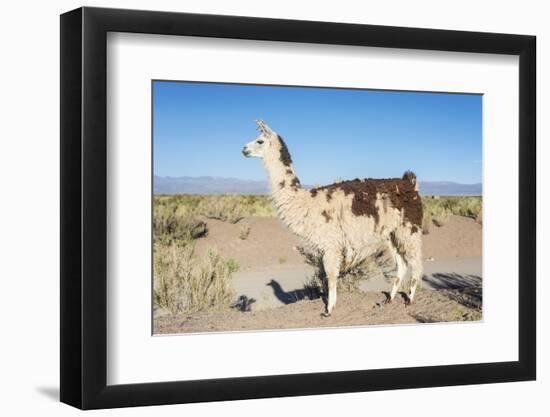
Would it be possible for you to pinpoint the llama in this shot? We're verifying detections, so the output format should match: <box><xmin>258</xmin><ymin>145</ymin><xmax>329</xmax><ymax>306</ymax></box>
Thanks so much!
<box><xmin>242</xmin><ymin>120</ymin><xmax>423</xmax><ymax>316</ymax></box>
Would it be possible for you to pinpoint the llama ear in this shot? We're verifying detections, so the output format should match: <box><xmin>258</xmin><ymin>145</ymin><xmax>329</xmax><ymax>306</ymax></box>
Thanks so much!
<box><xmin>255</xmin><ymin>119</ymin><xmax>274</xmax><ymax>136</ymax></box>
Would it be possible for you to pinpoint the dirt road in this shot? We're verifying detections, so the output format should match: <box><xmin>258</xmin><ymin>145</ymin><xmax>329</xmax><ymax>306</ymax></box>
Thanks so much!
<box><xmin>230</xmin><ymin>256</ymin><xmax>481</xmax><ymax>311</ymax></box>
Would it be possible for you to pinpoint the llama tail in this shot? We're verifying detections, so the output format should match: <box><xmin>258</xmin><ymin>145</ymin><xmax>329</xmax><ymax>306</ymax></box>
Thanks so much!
<box><xmin>402</xmin><ymin>170</ymin><xmax>418</xmax><ymax>191</ymax></box>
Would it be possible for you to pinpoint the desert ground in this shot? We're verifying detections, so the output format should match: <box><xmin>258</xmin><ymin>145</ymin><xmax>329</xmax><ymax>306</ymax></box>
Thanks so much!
<box><xmin>153</xmin><ymin>196</ymin><xmax>482</xmax><ymax>334</ymax></box>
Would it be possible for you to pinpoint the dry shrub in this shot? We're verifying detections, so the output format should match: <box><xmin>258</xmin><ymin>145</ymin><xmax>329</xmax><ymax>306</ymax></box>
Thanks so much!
<box><xmin>422</xmin><ymin>200</ymin><xmax>450</xmax><ymax>233</ymax></box>
<box><xmin>475</xmin><ymin>207</ymin><xmax>483</xmax><ymax>225</ymax></box>
<box><xmin>422</xmin><ymin>196</ymin><xmax>482</xmax><ymax>234</ymax></box>
<box><xmin>197</xmin><ymin>194</ymin><xmax>245</xmax><ymax>224</ymax></box>
<box><xmin>302</xmin><ymin>269</ymin><xmax>364</xmax><ymax>296</ymax></box>
<box><xmin>445</xmin><ymin>197</ymin><xmax>483</xmax><ymax>219</ymax></box>
<box><xmin>154</xmin><ymin>194</ymin><xmax>277</xmax><ymax>219</ymax></box>
<box><xmin>236</xmin><ymin>195</ymin><xmax>277</xmax><ymax>217</ymax></box>
<box><xmin>302</xmin><ymin>275</ymin><xmax>323</xmax><ymax>300</ymax></box>
<box><xmin>296</xmin><ymin>244</ymin><xmax>320</xmax><ymax>268</ymax></box>
<box><xmin>153</xmin><ymin>204</ymin><xmax>207</xmax><ymax>244</ymax></box>
<box><xmin>153</xmin><ymin>243</ymin><xmax>236</xmax><ymax>314</ymax></box>
<box><xmin>298</xmin><ymin>244</ymin><xmax>389</xmax><ymax>294</ymax></box>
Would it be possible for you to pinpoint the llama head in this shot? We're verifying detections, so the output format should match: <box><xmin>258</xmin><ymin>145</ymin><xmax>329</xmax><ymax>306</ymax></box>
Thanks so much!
<box><xmin>242</xmin><ymin>120</ymin><xmax>288</xmax><ymax>163</ymax></box>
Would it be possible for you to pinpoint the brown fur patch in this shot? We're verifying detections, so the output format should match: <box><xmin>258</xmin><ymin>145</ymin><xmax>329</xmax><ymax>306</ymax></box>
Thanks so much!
<box><xmin>310</xmin><ymin>189</ymin><xmax>318</xmax><ymax>197</ymax></box>
<box><xmin>285</xmin><ymin>169</ymin><xmax>293</xmax><ymax>175</ymax></box>
<box><xmin>279</xmin><ymin>180</ymin><xmax>285</xmax><ymax>189</ymax></box>
<box><xmin>278</xmin><ymin>135</ymin><xmax>292</xmax><ymax>167</ymax></box>
<box><xmin>321</xmin><ymin>210</ymin><xmax>332</xmax><ymax>222</ymax></box>
<box><xmin>310</xmin><ymin>173</ymin><xmax>423</xmax><ymax>228</ymax></box>
<box><xmin>290</xmin><ymin>177</ymin><xmax>301</xmax><ymax>190</ymax></box>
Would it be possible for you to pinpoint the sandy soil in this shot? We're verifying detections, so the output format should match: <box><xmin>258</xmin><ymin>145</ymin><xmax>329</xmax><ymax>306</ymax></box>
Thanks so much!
<box><xmin>156</xmin><ymin>214</ymin><xmax>482</xmax><ymax>334</ymax></box>
<box><xmin>423</xmin><ymin>215</ymin><xmax>482</xmax><ymax>259</ymax></box>
<box><xmin>195</xmin><ymin>215</ymin><xmax>482</xmax><ymax>267</ymax></box>
<box><xmin>195</xmin><ymin>216</ymin><xmax>306</xmax><ymax>269</ymax></box>
<box><xmin>154</xmin><ymin>288</ymin><xmax>482</xmax><ymax>334</ymax></box>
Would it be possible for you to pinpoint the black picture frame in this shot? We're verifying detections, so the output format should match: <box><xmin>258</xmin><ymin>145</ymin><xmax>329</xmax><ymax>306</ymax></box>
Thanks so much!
<box><xmin>60</xmin><ymin>6</ymin><xmax>536</xmax><ymax>410</ymax></box>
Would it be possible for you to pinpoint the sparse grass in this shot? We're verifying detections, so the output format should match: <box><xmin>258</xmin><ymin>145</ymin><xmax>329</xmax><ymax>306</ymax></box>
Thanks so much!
<box><xmin>475</xmin><ymin>207</ymin><xmax>483</xmax><ymax>225</ymax></box>
<box><xmin>226</xmin><ymin>258</ymin><xmax>240</xmax><ymax>273</ymax></box>
<box><xmin>154</xmin><ymin>194</ymin><xmax>277</xmax><ymax>222</ymax></box>
<box><xmin>422</xmin><ymin>196</ymin><xmax>482</xmax><ymax>234</ymax></box>
<box><xmin>196</xmin><ymin>194</ymin><xmax>246</xmax><ymax>223</ymax></box>
<box><xmin>153</xmin><ymin>204</ymin><xmax>207</xmax><ymax>245</ymax></box>
<box><xmin>153</xmin><ymin>243</ymin><xmax>236</xmax><ymax>314</ymax></box>
<box><xmin>449</xmin><ymin>305</ymin><xmax>483</xmax><ymax>322</ymax></box>
<box><xmin>462</xmin><ymin>309</ymin><xmax>483</xmax><ymax>321</ymax></box>
<box><xmin>153</xmin><ymin>195</ymin><xmax>253</xmax><ymax>314</ymax></box>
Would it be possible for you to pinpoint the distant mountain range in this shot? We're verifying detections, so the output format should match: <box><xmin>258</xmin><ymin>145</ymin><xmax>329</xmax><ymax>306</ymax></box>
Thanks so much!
<box><xmin>419</xmin><ymin>181</ymin><xmax>482</xmax><ymax>196</ymax></box>
<box><xmin>154</xmin><ymin>176</ymin><xmax>481</xmax><ymax>196</ymax></box>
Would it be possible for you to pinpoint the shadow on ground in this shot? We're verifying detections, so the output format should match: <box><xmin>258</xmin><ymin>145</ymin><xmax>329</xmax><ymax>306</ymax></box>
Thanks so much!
<box><xmin>424</xmin><ymin>272</ymin><xmax>481</xmax><ymax>289</ymax></box>
<box><xmin>233</xmin><ymin>295</ymin><xmax>256</xmax><ymax>312</ymax></box>
<box><xmin>35</xmin><ymin>386</ymin><xmax>59</xmax><ymax>401</ymax></box>
<box><xmin>424</xmin><ymin>272</ymin><xmax>482</xmax><ymax>310</ymax></box>
<box><xmin>266</xmin><ymin>279</ymin><xmax>321</xmax><ymax>304</ymax></box>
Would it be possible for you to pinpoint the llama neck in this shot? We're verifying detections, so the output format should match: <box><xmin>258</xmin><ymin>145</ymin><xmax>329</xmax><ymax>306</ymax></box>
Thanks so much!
<box><xmin>263</xmin><ymin>157</ymin><xmax>299</xmax><ymax>193</ymax></box>
<box><xmin>262</xmin><ymin>157</ymin><xmax>311</xmax><ymax>238</ymax></box>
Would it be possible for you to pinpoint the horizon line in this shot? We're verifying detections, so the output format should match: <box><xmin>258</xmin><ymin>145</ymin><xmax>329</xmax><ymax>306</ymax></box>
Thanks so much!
<box><xmin>153</xmin><ymin>174</ymin><xmax>482</xmax><ymax>186</ymax></box>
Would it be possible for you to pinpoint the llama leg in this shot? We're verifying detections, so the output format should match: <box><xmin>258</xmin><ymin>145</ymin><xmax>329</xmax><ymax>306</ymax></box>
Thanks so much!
<box><xmin>402</xmin><ymin>233</ymin><xmax>423</xmax><ymax>304</ymax></box>
<box><xmin>388</xmin><ymin>252</ymin><xmax>407</xmax><ymax>303</ymax></box>
<box><xmin>392</xmin><ymin>229</ymin><xmax>422</xmax><ymax>304</ymax></box>
<box><xmin>407</xmin><ymin>255</ymin><xmax>423</xmax><ymax>304</ymax></box>
<box><xmin>322</xmin><ymin>251</ymin><xmax>341</xmax><ymax>316</ymax></box>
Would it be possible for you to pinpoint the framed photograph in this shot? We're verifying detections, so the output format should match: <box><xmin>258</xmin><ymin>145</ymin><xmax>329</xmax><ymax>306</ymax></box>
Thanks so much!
<box><xmin>60</xmin><ymin>6</ymin><xmax>536</xmax><ymax>409</ymax></box>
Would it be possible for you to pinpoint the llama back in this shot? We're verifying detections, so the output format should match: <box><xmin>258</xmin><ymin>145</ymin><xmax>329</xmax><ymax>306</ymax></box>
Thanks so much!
<box><xmin>310</xmin><ymin>172</ymin><xmax>422</xmax><ymax>233</ymax></box>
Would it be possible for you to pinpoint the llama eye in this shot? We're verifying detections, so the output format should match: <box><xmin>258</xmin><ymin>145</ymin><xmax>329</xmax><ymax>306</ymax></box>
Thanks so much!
<box><xmin>257</xmin><ymin>140</ymin><xmax>264</xmax><ymax>144</ymax></box>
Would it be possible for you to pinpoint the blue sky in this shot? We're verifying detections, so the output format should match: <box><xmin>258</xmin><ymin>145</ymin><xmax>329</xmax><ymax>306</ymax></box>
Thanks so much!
<box><xmin>153</xmin><ymin>81</ymin><xmax>482</xmax><ymax>185</ymax></box>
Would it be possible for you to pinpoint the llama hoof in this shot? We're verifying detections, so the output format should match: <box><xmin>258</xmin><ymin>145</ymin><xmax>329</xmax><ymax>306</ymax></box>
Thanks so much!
<box><xmin>321</xmin><ymin>312</ymin><xmax>331</xmax><ymax>318</ymax></box>
<box><xmin>405</xmin><ymin>298</ymin><xmax>412</xmax><ymax>306</ymax></box>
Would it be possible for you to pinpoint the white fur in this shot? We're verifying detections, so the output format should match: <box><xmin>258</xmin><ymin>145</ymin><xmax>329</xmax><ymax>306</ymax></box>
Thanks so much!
<box><xmin>243</xmin><ymin>120</ymin><xmax>423</xmax><ymax>314</ymax></box>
